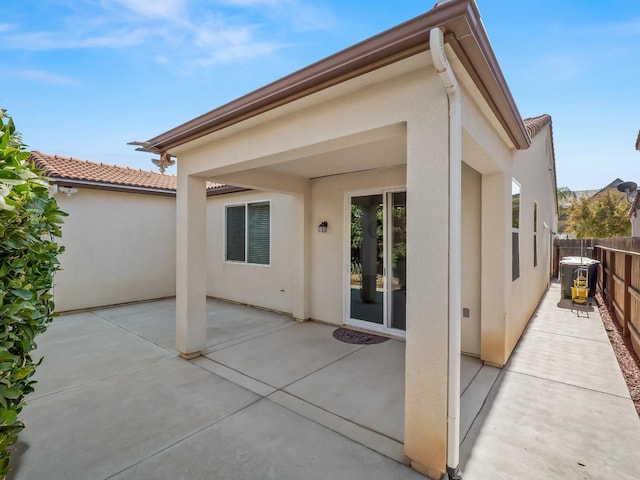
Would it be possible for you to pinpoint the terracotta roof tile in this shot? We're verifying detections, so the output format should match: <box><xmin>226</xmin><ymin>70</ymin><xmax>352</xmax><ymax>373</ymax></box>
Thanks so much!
<box><xmin>30</xmin><ymin>151</ymin><xmax>226</xmax><ymax>193</ymax></box>
<box><xmin>523</xmin><ymin>114</ymin><xmax>551</xmax><ymax>139</ymax></box>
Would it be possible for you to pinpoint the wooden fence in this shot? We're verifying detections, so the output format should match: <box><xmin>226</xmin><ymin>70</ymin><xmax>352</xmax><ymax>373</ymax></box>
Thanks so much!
<box><xmin>590</xmin><ymin>238</ymin><xmax>640</xmax><ymax>359</ymax></box>
<box><xmin>552</xmin><ymin>239</ymin><xmax>597</xmax><ymax>277</ymax></box>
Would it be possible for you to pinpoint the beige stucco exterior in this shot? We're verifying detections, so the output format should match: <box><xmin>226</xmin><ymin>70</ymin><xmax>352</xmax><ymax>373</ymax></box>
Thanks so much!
<box><xmin>52</xmin><ymin>188</ymin><xmax>177</xmax><ymax>312</ymax></box>
<box><xmin>206</xmin><ymin>190</ymin><xmax>298</xmax><ymax>313</ymax></box>
<box><xmin>52</xmin><ymin>51</ymin><xmax>556</xmax><ymax>478</ymax></box>
<box><xmin>126</xmin><ymin>4</ymin><xmax>558</xmax><ymax>476</ymax></box>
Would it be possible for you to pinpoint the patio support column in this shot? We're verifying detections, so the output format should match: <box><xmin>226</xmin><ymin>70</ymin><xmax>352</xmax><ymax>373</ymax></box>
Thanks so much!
<box><xmin>481</xmin><ymin>171</ymin><xmax>508</xmax><ymax>366</ymax></box>
<box><xmin>176</xmin><ymin>172</ymin><xmax>207</xmax><ymax>358</ymax></box>
<box><xmin>404</xmin><ymin>103</ymin><xmax>450</xmax><ymax>479</ymax></box>
<box><xmin>291</xmin><ymin>188</ymin><xmax>311</xmax><ymax>321</ymax></box>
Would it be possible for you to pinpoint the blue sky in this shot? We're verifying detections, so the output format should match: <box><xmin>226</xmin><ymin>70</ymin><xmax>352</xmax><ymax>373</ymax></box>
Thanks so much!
<box><xmin>1</xmin><ymin>0</ymin><xmax>638</xmax><ymax>190</ymax></box>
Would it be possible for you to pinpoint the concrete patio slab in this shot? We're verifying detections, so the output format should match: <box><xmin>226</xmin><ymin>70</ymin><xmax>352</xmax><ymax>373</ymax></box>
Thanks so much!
<box><xmin>109</xmin><ymin>399</ymin><xmax>424</xmax><ymax>480</ymax></box>
<box><xmin>205</xmin><ymin>322</ymin><xmax>363</xmax><ymax>388</ymax></box>
<box><xmin>92</xmin><ymin>301</ymin><xmax>178</xmax><ymax>351</ymax></box>
<box><xmin>461</xmin><ymin>370</ymin><xmax>639</xmax><ymax>479</ymax></box>
<box><xmin>527</xmin><ymin>300</ymin><xmax>604</xmax><ymax>342</ymax></box>
<box><xmin>507</xmin><ymin>326</ymin><xmax>630</xmax><ymax>398</ymax></box>
<box><xmin>191</xmin><ymin>355</ymin><xmax>277</xmax><ymax>397</ymax></box>
<box><xmin>459</xmin><ymin>365</ymin><xmax>500</xmax><ymax>442</ymax></box>
<box><xmin>284</xmin><ymin>339</ymin><xmax>405</xmax><ymax>442</ymax></box>
<box><xmin>96</xmin><ymin>297</ymin><xmax>295</xmax><ymax>352</ymax></box>
<box><xmin>11</xmin><ymin>357</ymin><xmax>260</xmax><ymax>480</ymax></box>
<box><xmin>268</xmin><ymin>390</ymin><xmax>408</xmax><ymax>465</ymax></box>
<box><xmin>30</xmin><ymin>311</ymin><xmax>174</xmax><ymax>397</ymax></box>
<box><xmin>13</xmin><ymin>280</ymin><xmax>640</xmax><ymax>480</ymax></box>
<box><xmin>460</xmin><ymin>282</ymin><xmax>640</xmax><ymax>479</ymax></box>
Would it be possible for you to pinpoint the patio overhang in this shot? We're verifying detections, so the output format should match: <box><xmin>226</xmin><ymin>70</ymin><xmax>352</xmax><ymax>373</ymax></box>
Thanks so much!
<box><xmin>135</xmin><ymin>0</ymin><xmax>529</xmax><ymax>157</ymax></box>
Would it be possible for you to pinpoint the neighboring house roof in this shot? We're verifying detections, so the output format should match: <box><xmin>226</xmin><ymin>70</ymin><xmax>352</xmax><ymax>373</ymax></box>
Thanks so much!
<box><xmin>136</xmin><ymin>0</ymin><xmax>531</xmax><ymax>156</ymax></box>
<box><xmin>523</xmin><ymin>114</ymin><xmax>558</xmax><ymax>219</ymax></box>
<box><xmin>30</xmin><ymin>151</ymin><xmax>239</xmax><ymax>196</ymax></box>
<box><xmin>523</xmin><ymin>114</ymin><xmax>551</xmax><ymax>139</ymax></box>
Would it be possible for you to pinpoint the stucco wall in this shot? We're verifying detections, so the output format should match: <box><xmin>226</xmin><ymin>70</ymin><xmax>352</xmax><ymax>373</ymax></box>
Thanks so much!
<box><xmin>309</xmin><ymin>166</ymin><xmax>407</xmax><ymax>325</ymax></box>
<box><xmin>206</xmin><ymin>190</ymin><xmax>297</xmax><ymax>313</ymax></box>
<box><xmin>53</xmin><ymin>188</ymin><xmax>176</xmax><ymax>312</ymax></box>
<box><xmin>507</xmin><ymin>126</ymin><xmax>557</xmax><ymax>355</ymax></box>
<box><xmin>461</xmin><ymin>162</ymin><xmax>481</xmax><ymax>355</ymax></box>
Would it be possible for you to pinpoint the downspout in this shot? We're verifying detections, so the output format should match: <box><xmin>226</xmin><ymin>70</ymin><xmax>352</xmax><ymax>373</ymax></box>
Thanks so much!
<box><xmin>430</xmin><ymin>27</ymin><xmax>462</xmax><ymax>480</ymax></box>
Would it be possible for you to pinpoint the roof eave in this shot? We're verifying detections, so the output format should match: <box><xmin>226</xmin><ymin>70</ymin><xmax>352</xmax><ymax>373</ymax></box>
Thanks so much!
<box><xmin>49</xmin><ymin>178</ymin><xmax>177</xmax><ymax>197</ymax></box>
<box><xmin>141</xmin><ymin>0</ymin><xmax>529</xmax><ymax>153</ymax></box>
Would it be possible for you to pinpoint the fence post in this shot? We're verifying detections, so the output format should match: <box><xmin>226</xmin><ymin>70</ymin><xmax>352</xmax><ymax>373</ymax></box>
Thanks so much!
<box><xmin>607</xmin><ymin>251</ymin><xmax>615</xmax><ymax>312</ymax></box>
<box><xmin>624</xmin><ymin>253</ymin><xmax>632</xmax><ymax>338</ymax></box>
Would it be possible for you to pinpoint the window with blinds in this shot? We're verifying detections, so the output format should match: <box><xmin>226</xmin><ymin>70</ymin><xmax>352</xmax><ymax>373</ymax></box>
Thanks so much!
<box><xmin>225</xmin><ymin>201</ymin><xmax>270</xmax><ymax>265</ymax></box>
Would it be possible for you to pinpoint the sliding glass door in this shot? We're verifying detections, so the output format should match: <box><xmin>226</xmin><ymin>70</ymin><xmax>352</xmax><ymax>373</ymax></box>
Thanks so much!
<box><xmin>348</xmin><ymin>191</ymin><xmax>406</xmax><ymax>333</ymax></box>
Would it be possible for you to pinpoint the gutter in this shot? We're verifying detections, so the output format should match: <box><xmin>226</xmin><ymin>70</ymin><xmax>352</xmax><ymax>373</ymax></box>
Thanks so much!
<box><xmin>430</xmin><ymin>27</ymin><xmax>463</xmax><ymax>480</ymax></box>
<box><xmin>137</xmin><ymin>0</ymin><xmax>529</xmax><ymax>155</ymax></box>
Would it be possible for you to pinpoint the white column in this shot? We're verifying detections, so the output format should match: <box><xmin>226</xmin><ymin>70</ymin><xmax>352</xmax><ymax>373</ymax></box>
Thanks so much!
<box><xmin>291</xmin><ymin>189</ymin><xmax>311</xmax><ymax>321</ymax></box>
<box><xmin>481</xmin><ymin>171</ymin><xmax>509</xmax><ymax>366</ymax></box>
<box><xmin>404</xmin><ymin>103</ymin><xmax>450</xmax><ymax>480</ymax></box>
<box><xmin>176</xmin><ymin>172</ymin><xmax>207</xmax><ymax>358</ymax></box>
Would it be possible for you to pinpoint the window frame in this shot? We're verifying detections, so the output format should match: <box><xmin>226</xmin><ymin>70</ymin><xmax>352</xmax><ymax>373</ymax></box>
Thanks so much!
<box><xmin>224</xmin><ymin>200</ymin><xmax>271</xmax><ymax>266</ymax></box>
<box><xmin>512</xmin><ymin>180</ymin><xmax>520</xmax><ymax>281</ymax></box>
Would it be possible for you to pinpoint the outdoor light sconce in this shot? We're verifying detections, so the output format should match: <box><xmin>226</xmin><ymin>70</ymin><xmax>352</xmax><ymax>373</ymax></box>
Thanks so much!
<box><xmin>318</xmin><ymin>221</ymin><xmax>328</xmax><ymax>233</ymax></box>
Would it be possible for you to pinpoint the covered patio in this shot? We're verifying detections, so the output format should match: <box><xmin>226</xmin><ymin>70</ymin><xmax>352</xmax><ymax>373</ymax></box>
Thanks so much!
<box><xmin>10</xmin><ymin>299</ymin><xmax>497</xmax><ymax>479</ymax></box>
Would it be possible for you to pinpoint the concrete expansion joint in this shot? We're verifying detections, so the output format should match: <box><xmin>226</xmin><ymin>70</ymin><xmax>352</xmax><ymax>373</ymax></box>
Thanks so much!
<box><xmin>507</xmin><ymin>369</ymin><xmax>631</xmax><ymax>400</ymax></box>
<box><xmin>529</xmin><ymin>327</ymin><xmax>609</xmax><ymax>344</ymax></box>
<box><xmin>102</xmin><ymin>397</ymin><xmax>265</xmax><ymax>480</ymax></box>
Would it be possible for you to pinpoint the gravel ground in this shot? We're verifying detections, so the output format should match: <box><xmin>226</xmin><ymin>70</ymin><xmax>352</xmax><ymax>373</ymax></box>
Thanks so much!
<box><xmin>595</xmin><ymin>291</ymin><xmax>640</xmax><ymax>416</ymax></box>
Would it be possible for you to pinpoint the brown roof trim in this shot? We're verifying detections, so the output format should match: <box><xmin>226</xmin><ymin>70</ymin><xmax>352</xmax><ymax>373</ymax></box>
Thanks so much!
<box><xmin>49</xmin><ymin>178</ymin><xmax>177</xmax><ymax>197</ymax></box>
<box><xmin>140</xmin><ymin>0</ymin><xmax>529</xmax><ymax>154</ymax></box>
<box><xmin>206</xmin><ymin>185</ymin><xmax>250</xmax><ymax>196</ymax></box>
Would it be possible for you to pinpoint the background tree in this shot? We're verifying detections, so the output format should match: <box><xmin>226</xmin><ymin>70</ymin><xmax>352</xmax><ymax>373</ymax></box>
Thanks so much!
<box><xmin>0</xmin><ymin>110</ymin><xmax>66</xmax><ymax>478</ymax></box>
<box><xmin>566</xmin><ymin>190</ymin><xmax>631</xmax><ymax>238</ymax></box>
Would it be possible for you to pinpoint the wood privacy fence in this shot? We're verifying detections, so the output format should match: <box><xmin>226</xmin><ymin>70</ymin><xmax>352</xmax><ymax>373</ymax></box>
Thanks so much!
<box><xmin>552</xmin><ymin>239</ymin><xmax>597</xmax><ymax>277</ymax></box>
<box><xmin>588</xmin><ymin>238</ymin><xmax>640</xmax><ymax>359</ymax></box>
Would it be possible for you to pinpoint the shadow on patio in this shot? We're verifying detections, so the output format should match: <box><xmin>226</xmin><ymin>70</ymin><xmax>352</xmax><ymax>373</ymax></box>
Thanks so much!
<box><xmin>10</xmin><ymin>298</ymin><xmax>496</xmax><ymax>480</ymax></box>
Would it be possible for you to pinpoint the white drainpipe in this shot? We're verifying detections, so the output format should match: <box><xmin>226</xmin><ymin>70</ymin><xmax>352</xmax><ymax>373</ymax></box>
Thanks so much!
<box><xmin>430</xmin><ymin>27</ymin><xmax>462</xmax><ymax>480</ymax></box>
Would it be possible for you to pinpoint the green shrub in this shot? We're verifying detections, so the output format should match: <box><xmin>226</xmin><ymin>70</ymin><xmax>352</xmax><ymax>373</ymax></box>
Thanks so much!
<box><xmin>0</xmin><ymin>110</ymin><xmax>66</xmax><ymax>478</ymax></box>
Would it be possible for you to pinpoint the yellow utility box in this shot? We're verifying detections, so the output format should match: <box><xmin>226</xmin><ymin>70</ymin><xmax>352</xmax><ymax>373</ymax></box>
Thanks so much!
<box><xmin>571</xmin><ymin>267</ymin><xmax>589</xmax><ymax>305</ymax></box>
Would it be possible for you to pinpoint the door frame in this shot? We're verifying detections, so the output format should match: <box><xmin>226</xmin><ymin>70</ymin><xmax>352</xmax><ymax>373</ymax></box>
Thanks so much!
<box><xmin>343</xmin><ymin>187</ymin><xmax>407</xmax><ymax>338</ymax></box>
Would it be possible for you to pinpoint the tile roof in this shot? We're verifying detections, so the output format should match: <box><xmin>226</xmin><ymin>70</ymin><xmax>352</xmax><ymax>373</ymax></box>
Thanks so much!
<box><xmin>30</xmin><ymin>151</ymin><xmax>228</xmax><ymax>195</ymax></box>
<box><xmin>523</xmin><ymin>114</ymin><xmax>551</xmax><ymax>139</ymax></box>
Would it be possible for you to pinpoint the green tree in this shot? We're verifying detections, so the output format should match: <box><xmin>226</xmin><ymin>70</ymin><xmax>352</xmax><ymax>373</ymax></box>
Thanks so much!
<box><xmin>566</xmin><ymin>190</ymin><xmax>631</xmax><ymax>238</ymax></box>
<box><xmin>0</xmin><ymin>110</ymin><xmax>66</xmax><ymax>478</ymax></box>
<box><xmin>556</xmin><ymin>186</ymin><xmax>574</xmax><ymax>226</ymax></box>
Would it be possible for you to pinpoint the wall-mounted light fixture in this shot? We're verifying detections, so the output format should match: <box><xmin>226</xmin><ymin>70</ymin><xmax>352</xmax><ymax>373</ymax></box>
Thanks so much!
<box><xmin>59</xmin><ymin>186</ymin><xmax>78</xmax><ymax>197</ymax></box>
<box><xmin>317</xmin><ymin>221</ymin><xmax>328</xmax><ymax>233</ymax></box>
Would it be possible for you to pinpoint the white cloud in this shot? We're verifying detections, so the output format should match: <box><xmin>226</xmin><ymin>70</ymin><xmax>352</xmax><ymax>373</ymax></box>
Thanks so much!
<box><xmin>2</xmin><ymin>28</ymin><xmax>149</xmax><ymax>50</ymax></box>
<box><xmin>14</xmin><ymin>69</ymin><xmax>78</xmax><ymax>86</ymax></box>
<box><xmin>0</xmin><ymin>0</ymin><xmax>335</xmax><ymax>72</ymax></box>
<box><xmin>111</xmin><ymin>0</ymin><xmax>187</xmax><ymax>19</ymax></box>
<box><xmin>0</xmin><ymin>23</ymin><xmax>14</xmax><ymax>33</ymax></box>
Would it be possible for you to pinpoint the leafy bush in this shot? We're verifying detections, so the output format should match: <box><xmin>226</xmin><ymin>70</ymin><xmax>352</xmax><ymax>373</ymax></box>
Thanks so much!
<box><xmin>0</xmin><ymin>111</ymin><xmax>66</xmax><ymax>477</ymax></box>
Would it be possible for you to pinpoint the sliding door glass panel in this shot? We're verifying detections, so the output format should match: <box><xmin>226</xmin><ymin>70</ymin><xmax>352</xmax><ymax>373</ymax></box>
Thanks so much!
<box><xmin>390</xmin><ymin>192</ymin><xmax>407</xmax><ymax>330</ymax></box>
<box><xmin>350</xmin><ymin>194</ymin><xmax>384</xmax><ymax>324</ymax></box>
